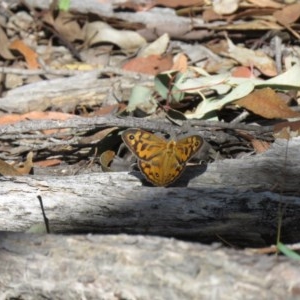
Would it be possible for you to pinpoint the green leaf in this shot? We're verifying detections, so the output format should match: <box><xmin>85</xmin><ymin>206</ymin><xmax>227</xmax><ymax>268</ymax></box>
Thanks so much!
<box><xmin>154</xmin><ymin>71</ymin><xmax>185</xmax><ymax>103</ymax></box>
<box><xmin>256</xmin><ymin>65</ymin><xmax>300</xmax><ymax>90</ymax></box>
<box><xmin>277</xmin><ymin>242</ymin><xmax>300</xmax><ymax>261</ymax></box>
<box><xmin>58</xmin><ymin>0</ymin><xmax>71</xmax><ymax>11</ymax></box>
<box><xmin>185</xmin><ymin>81</ymin><xmax>255</xmax><ymax>119</ymax></box>
<box><xmin>127</xmin><ymin>85</ymin><xmax>156</xmax><ymax>114</ymax></box>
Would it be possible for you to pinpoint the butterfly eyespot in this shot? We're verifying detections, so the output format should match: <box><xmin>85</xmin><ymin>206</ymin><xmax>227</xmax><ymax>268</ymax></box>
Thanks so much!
<box><xmin>128</xmin><ymin>134</ymin><xmax>135</xmax><ymax>140</ymax></box>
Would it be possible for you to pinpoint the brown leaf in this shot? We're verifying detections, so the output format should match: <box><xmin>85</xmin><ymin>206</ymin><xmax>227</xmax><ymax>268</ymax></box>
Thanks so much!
<box><xmin>273</xmin><ymin>3</ymin><xmax>300</xmax><ymax>25</ymax></box>
<box><xmin>155</xmin><ymin>0</ymin><xmax>204</xmax><ymax>8</ymax></box>
<box><xmin>273</xmin><ymin>120</ymin><xmax>300</xmax><ymax>139</ymax></box>
<box><xmin>0</xmin><ymin>26</ymin><xmax>14</xmax><ymax>60</ymax></box>
<box><xmin>251</xmin><ymin>139</ymin><xmax>271</xmax><ymax>153</ymax></box>
<box><xmin>34</xmin><ymin>159</ymin><xmax>62</xmax><ymax>168</ymax></box>
<box><xmin>0</xmin><ymin>152</ymin><xmax>33</xmax><ymax>176</ymax></box>
<box><xmin>52</xmin><ymin>11</ymin><xmax>84</xmax><ymax>42</ymax></box>
<box><xmin>100</xmin><ymin>150</ymin><xmax>115</xmax><ymax>172</ymax></box>
<box><xmin>172</xmin><ymin>53</ymin><xmax>188</xmax><ymax>73</ymax></box>
<box><xmin>235</xmin><ymin>88</ymin><xmax>300</xmax><ymax>119</ymax></box>
<box><xmin>122</xmin><ymin>54</ymin><xmax>173</xmax><ymax>75</ymax></box>
<box><xmin>0</xmin><ymin>159</ymin><xmax>22</xmax><ymax>176</ymax></box>
<box><xmin>15</xmin><ymin>152</ymin><xmax>34</xmax><ymax>175</ymax></box>
<box><xmin>9</xmin><ymin>40</ymin><xmax>40</xmax><ymax>69</ymax></box>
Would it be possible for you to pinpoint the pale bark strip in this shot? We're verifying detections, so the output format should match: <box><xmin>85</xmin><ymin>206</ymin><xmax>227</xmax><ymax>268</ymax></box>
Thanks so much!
<box><xmin>0</xmin><ymin>233</ymin><xmax>299</xmax><ymax>300</ymax></box>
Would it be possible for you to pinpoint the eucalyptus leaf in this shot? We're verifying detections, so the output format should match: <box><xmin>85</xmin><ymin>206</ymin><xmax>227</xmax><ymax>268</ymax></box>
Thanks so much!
<box><xmin>185</xmin><ymin>81</ymin><xmax>255</xmax><ymax>119</ymax></box>
<box><xmin>127</xmin><ymin>85</ymin><xmax>156</xmax><ymax>114</ymax></box>
<box><xmin>277</xmin><ymin>242</ymin><xmax>300</xmax><ymax>261</ymax></box>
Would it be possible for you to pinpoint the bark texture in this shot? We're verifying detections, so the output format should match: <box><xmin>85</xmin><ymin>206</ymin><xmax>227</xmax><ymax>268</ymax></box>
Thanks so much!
<box><xmin>0</xmin><ymin>232</ymin><xmax>300</xmax><ymax>300</ymax></box>
<box><xmin>0</xmin><ymin>138</ymin><xmax>299</xmax><ymax>247</ymax></box>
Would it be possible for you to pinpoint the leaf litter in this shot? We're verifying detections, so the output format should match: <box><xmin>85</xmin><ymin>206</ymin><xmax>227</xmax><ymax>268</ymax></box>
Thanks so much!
<box><xmin>0</xmin><ymin>0</ymin><xmax>299</xmax><ymax>180</ymax></box>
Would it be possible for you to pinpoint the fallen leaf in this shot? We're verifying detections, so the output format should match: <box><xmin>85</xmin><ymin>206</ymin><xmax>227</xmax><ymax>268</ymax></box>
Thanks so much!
<box><xmin>34</xmin><ymin>159</ymin><xmax>62</xmax><ymax>167</ymax></box>
<box><xmin>84</xmin><ymin>21</ymin><xmax>146</xmax><ymax>50</ymax></box>
<box><xmin>226</xmin><ymin>38</ymin><xmax>277</xmax><ymax>77</ymax></box>
<box><xmin>100</xmin><ymin>150</ymin><xmax>115</xmax><ymax>172</ymax></box>
<box><xmin>273</xmin><ymin>120</ymin><xmax>300</xmax><ymax>139</ymax></box>
<box><xmin>123</xmin><ymin>54</ymin><xmax>173</xmax><ymax>75</ymax></box>
<box><xmin>273</xmin><ymin>3</ymin><xmax>300</xmax><ymax>25</ymax></box>
<box><xmin>251</xmin><ymin>139</ymin><xmax>271</xmax><ymax>153</ymax></box>
<box><xmin>155</xmin><ymin>0</ymin><xmax>204</xmax><ymax>8</ymax></box>
<box><xmin>212</xmin><ymin>0</ymin><xmax>239</xmax><ymax>15</ymax></box>
<box><xmin>231</xmin><ymin>66</ymin><xmax>254</xmax><ymax>78</ymax></box>
<box><xmin>172</xmin><ymin>53</ymin><xmax>188</xmax><ymax>73</ymax></box>
<box><xmin>0</xmin><ymin>159</ymin><xmax>22</xmax><ymax>176</ymax></box>
<box><xmin>234</xmin><ymin>88</ymin><xmax>300</xmax><ymax>119</ymax></box>
<box><xmin>247</xmin><ymin>0</ymin><xmax>283</xmax><ymax>8</ymax></box>
<box><xmin>52</xmin><ymin>11</ymin><xmax>84</xmax><ymax>42</ymax></box>
<box><xmin>0</xmin><ymin>152</ymin><xmax>33</xmax><ymax>176</ymax></box>
<box><xmin>9</xmin><ymin>39</ymin><xmax>40</xmax><ymax>69</ymax></box>
<box><xmin>0</xmin><ymin>26</ymin><xmax>15</xmax><ymax>60</ymax></box>
<box><xmin>15</xmin><ymin>152</ymin><xmax>34</xmax><ymax>175</ymax></box>
<box><xmin>0</xmin><ymin>111</ymin><xmax>74</xmax><ymax>125</ymax></box>
<box><xmin>138</xmin><ymin>33</ymin><xmax>170</xmax><ymax>57</ymax></box>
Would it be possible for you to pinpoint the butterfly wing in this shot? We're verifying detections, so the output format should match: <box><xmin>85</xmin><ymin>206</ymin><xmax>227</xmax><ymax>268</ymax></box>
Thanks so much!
<box><xmin>174</xmin><ymin>135</ymin><xmax>203</xmax><ymax>164</ymax></box>
<box><xmin>138</xmin><ymin>156</ymin><xmax>185</xmax><ymax>187</ymax></box>
<box><xmin>122</xmin><ymin>129</ymin><xmax>167</xmax><ymax>161</ymax></box>
<box><xmin>122</xmin><ymin>129</ymin><xmax>203</xmax><ymax>187</ymax></box>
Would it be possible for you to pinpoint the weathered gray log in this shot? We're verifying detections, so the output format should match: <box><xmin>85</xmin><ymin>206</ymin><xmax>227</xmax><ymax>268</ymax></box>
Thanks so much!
<box><xmin>0</xmin><ymin>138</ymin><xmax>299</xmax><ymax>246</ymax></box>
<box><xmin>0</xmin><ymin>232</ymin><xmax>299</xmax><ymax>300</ymax></box>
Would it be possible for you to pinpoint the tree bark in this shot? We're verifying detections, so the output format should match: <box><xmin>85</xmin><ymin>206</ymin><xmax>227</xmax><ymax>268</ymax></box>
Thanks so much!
<box><xmin>0</xmin><ymin>232</ymin><xmax>299</xmax><ymax>300</ymax></box>
<box><xmin>1</xmin><ymin>138</ymin><xmax>299</xmax><ymax>247</ymax></box>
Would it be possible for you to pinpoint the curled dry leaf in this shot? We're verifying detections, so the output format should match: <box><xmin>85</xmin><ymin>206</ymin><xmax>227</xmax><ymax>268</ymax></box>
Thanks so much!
<box><xmin>138</xmin><ymin>33</ymin><xmax>170</xmax><ymax>57</ymax></box>
<box><xmin>9</xmin><ymin>40</ymin><xmax>40</xmax><ymax>69</ymax></box>
<box><xmin>84</xmin><ymin>21</ymin><xmax>146</xmax><ymax>50</ymax></box>
<box><xmin>234</xmin><ymin>88</ymin><xmax>300</xmax><ymax>119</ymax></box>
<box><xmin>15</xmin><ymin>152</ymin><xmax>34</xmax><ymax>175</ymax></box>
<box><xmin>226</xmin><ymin>38</ymin><xmax>277</xmax><ymax>77</ymax></box>
<box><xmin>100</xmin><ymin>150</ymin><xmax>116</xmax><ymax>172</ymax></box>
<box><xmin>0</xmin><ymin>152</ymin><xmax>33</xmax><ymax>176</ymax></box>
<box><xmin>273</xmin><ymin>121</ymin><xmax>300</xmax><ymax>140</ymax></box>
<box><xmin>212</xmin><ymin>0</ymin><xmax>239</xmax><ymax>15</ymax></box>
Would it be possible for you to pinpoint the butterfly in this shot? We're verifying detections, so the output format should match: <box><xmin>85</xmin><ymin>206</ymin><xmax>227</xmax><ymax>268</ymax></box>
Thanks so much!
<box><xmin>121</xmin><ymin>128</ymin><xmax>203</xmax><ymax>187</ymax></box>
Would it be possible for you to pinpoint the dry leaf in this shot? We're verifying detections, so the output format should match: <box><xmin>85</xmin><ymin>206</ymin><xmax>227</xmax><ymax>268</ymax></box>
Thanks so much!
<box><xmin>226</xmin><ymin>38</ymin><xmax>277</xmax><ymax>77</ymax></box>
<box><xmin>0</xmin><ymin>152</ymin><xmax>33</xmax><ymax>176</ymax></box>
<box><xmin>155</xmin><ymin>0</ymin><xmax>204</xmax><ymax>8</ymax></box>
<box><xmin>274</xmin><ymin>120</ymin><xmax>300</xmax><ymax>139</ymax></box>
<box><xmin>247</xmin><ymin>0</ymin><xmax>283</xmax><ymax>8</ymax></box>
<box><xmin>212</xmin><ymin>0</ymin><xmax>239</xmax><ymax>15</ymax></box>
<box><xmin>84</xmin><ymin>21</ymin><xmax>146</xmax><ymax>50</ymax></box>
<box><xmin>251</xmin><ymin>139</ymin><xmax>271</xmax><ymax>153</ymax></box>
<box><xmin>100</xmin><ymin>150</ymin><xmax>115</xmax><ymax>172</ymax></box>
<box><xmin>0</xmin><ymin>159</ymin><xmax>22</xmax><ymax>176</ymax></box>
<box><xmin>15</xmin><ymin>152</ymin><xmax>34</xmax><ymax>175</ymax></box>
<box><xmin>172</xmin><ymin>53</ymin><xmax>188</xmax><ymax>73</ymax></box>
<box><xmin>9</xmin><ymin>40</ymin><xmax>39</xmax><ymax>69</ymax></box>
<box><xmin>34</xmin><ymin>159</ymin><xmax>62</xmax><ymax>168</ymax></box>
<box><xmin>52</xmin><ymin>11</ymin><xmax>83</xmax><ymax>42</ymax></box>
<box><xmin>273</xmin><ymin>3</ymin><xmax>300</xmax><ymax>25</ymax></box>
<box><xmin>235</xmin><ymin>88</ymin><xmax>300</xmax><ymax>119</ymax></box>
<box><xmin>231</xmin><ymin>66</ymin><xmax>254</xmax><ymax>78</ymax></box>
<box><xmin>138</xmin><ymin>33</ymin><xmax>170</xmax><ymax>57</ymax></box>
<box><xmin>0</xmin><ymin>26</ymin><xmax>15</xmax><ymax>60</ymax></box>
<box><xmin>123</xmin><ymin>54</ymin><xmax>173</xmax><ymax>75</ymax></box>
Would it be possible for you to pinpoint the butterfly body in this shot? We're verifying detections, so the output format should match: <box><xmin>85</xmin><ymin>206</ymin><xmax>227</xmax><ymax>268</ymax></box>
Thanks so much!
<box><xmin>122</xmin><ymin>129</ymin><xmax>203</xmax><ymax>187</ymax></box>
